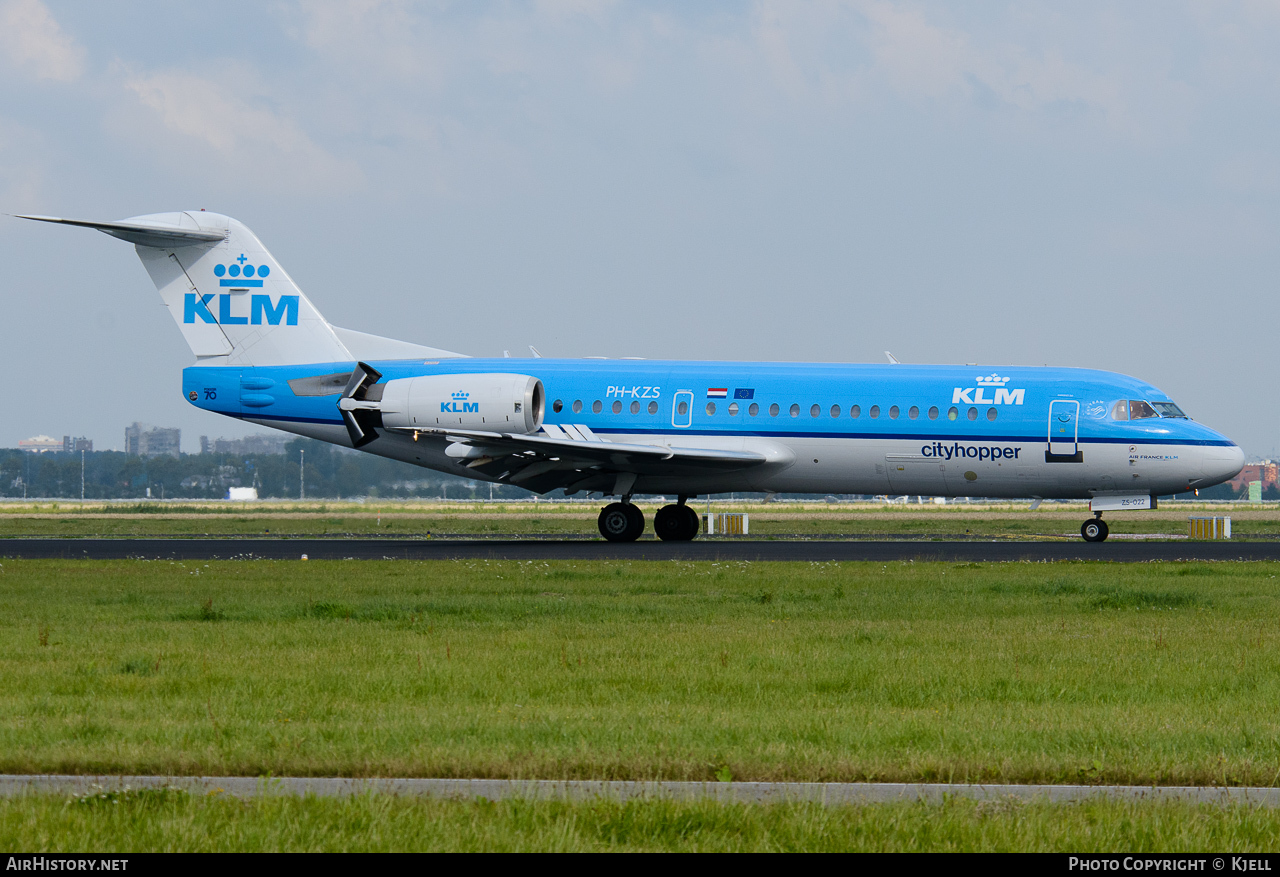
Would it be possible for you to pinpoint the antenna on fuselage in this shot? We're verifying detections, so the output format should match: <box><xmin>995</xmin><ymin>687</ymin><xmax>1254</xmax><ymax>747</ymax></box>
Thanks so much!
<box><xmin>529</xmin><ymin>346</ymin><xmax>543</xmax><ymax>358</ymax></box>
<box><xmin>884</xmin><ymin>351</ymin><xmax>900</xmax><ymax>364</ymax></box>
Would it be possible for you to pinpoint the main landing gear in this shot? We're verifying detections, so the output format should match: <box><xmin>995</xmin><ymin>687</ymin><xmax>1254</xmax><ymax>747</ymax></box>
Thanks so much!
<box><xmin>597</xmin><ymin>497</ymin><xmax>700</xmax><ymax>543</ymax></box>
<box><xmin>653</xmin><ymin>502</ymin><xmax>700</xmax><ymax>542</ymax></box>
<box><xmin>1081</xmin><ymin>513</ymin><xmax>1110</xmax><ymax>543</ymax></box>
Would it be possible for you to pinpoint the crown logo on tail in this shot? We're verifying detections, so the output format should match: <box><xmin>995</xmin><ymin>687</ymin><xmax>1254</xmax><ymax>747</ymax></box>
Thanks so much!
<box><xmin>213</xmin><ymin>254</ymin><xmax>271</xmax><ymax>287</ymax></box>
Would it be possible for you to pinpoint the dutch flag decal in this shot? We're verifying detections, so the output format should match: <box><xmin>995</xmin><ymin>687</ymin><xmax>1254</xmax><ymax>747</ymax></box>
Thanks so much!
<box><xmin>707</xmin><ymin>388</ymin><xmax>728</xmax><ymax>398</ymax></box>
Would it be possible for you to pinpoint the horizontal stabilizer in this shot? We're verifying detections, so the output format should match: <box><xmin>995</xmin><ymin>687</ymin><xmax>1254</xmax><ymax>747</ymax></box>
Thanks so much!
<box><xmin>14</xmin><ymin>214</ymin><xmax>225</xmax><ymax>247</ymax></box>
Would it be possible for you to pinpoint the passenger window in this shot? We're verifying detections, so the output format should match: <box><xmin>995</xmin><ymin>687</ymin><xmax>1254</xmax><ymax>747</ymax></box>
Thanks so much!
<box><xmin>677</xmin><ymin>400</ymin><xmax>688</xmax><ymax>416</ymax></box>
<box><xmin>948</xmin><ymin>407</ymin><xmax>958</xmax><ymax>421</ymax></box>
<box><xmin>648</xmin><ymin>400</ymin><xmax>658</xmax><ymax>415</ymax></box>
<box><xmin>1130</xmin><ymin>400</ymin><xmax>1159</xmax><ymax>420</ymax></box>
<box><xmin>749</xmin><ymin>403</ymin><xmax>759</xmax><ymax>416</ymax></box>
<box><xmin>592</xmin><ymin>400</ymin><xmax>602</xmax><ymax>414</ymax></box>
<box><xmin>830</xmin><ymin>404</ymin><xmax>841</xmax><ymax>418</ymax></box>
<box><xmin>1111</xmin><ymin>400</ymin><xmax>1129</xmax><ymax>421</ymax></box>
<box><xmin>790</xmin><ymin>404</ymin><xmax>800</xmax><ymax>417</ymax></box>
<box><xmin>967</xmin><ymin>407</ymin><xmax>978</xmax><ymax>421</ymax></box>
<box><xmin>706</xmin><ymin>402</ymin><xmax>716</xmax><ymax>416</ymax></box>
<box><xmin>810</xmin><ymin>404</ymin><xmax>820</xmax><ymax>417</ymax></box>
<box><xmin>850</xmin><ymin>405</ymin><xmax>860</xmax><ymax>419</ymax></box>
<box><xmin>572</xmin><ymin>400</ymin><xmax>583</xmax><ymax>413</ymax></box>
<box><xmin>728</xmin><ymin>402</ymin><xmax>739</xmax><ymax>416</ymax></box>
<box><xmin>870</xmin><ymin>405</ymin><xmax>880</xmax><ymax>419</ymax></box>
<box><xmin>612</xmin><ymin>400</ymin><xmax>622</xmax><ymax>414</ymax></box>
<box><xmin>630</xmin><ymin>400</ymin><xmax>640</xmax><ymax>414</ymax></box>
<box><xmin>908</xmin><ymin>406</ymin><xmax>919</xmax><ymax>420</ymax></box>
<box><xmin>769</xmin><ymin>403</ymin><xmax>780</xmax><ymax>417</ymax></box>
<box><xmin>553</xmin><ymin>399</ymin><xmax>563</xmax><ymax>413</ymax></box>
<box><xmin>928</xmin><ymin>406</ymin><xmax>939</xmax><ymax>420</ymax></box>
<box><xmin>987</xmin><ymin>407</ymin><xmax>997</xmax><ymax>421</ymax></box>
<box><xmin>889</xmin><ymin>406</ymin><xmax>899</xmax><ymax>419</ymax></box>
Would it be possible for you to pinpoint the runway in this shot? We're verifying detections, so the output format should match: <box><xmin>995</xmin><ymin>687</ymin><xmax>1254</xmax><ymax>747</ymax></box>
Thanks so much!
<box><xmin>2</xmin><ymin>537</ymin><xmax>1280</xmax><ymax>562</ymax></box>
<box><xmin>1</xmin><ymin>774</ymin><xmax>1276</xmax><ymax>806</ymax></box>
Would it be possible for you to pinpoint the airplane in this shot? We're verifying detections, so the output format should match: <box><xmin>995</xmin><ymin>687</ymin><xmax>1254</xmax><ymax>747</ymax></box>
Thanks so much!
<box><xmin>16</xmin><ymin>211</ymin><xmax>1245</xmax><ymax>542</ymax></box>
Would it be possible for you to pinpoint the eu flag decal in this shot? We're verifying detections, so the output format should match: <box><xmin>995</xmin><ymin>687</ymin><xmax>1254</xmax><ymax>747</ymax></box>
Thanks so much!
<box><xmin>734</xmin><ymin>388</ymin><xmax>755</xmax><ymax>399</ymax></box>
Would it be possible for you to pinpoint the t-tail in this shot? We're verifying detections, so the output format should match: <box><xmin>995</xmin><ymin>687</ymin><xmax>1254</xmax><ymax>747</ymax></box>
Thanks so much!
<box><xmin>15</xmin><ymin>211</ymin><xmax>461</xmax><ymax>366</ymax></box>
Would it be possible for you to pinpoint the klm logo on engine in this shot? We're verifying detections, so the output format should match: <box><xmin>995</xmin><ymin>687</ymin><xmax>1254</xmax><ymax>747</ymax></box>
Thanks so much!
<box><xmin>952</xmin><ymin>373</ymin><xmax>1025</xmax><ymax>406</ymax></box>
<box><xmin>442</xmin><ymin>391</ymin><xmax>478</xmax><ymax>414</ymax></box>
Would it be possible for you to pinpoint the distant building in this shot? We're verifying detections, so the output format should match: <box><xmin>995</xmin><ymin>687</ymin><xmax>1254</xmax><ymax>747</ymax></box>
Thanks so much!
<box><xmin>199</xmin><ymin>433</ymin><xmax>290</xmax><ymax>455</ymax></box>
<box><xmin>18</xmin><ymin>435</ymin><xmax>63</xmax><ymax>453</ymax></box>
<box><xmin>63</xmin><ymin>436</ymin><xmax>92</xmax><ymax>453</ymax></box>
<box><xmin>124</xmin><ymin>423</ymin><xmax>181</xmax><ymax>458</ymax></box>
<box><xmin>1229</xmin><ymin>461</ymin><xmax>1280</xmax><ymax>493</ymax></box>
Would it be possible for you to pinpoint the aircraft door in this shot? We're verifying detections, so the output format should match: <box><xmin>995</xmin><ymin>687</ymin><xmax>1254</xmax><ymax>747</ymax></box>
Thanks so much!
<box><xmin>672</xmin><ymin>390</ymin><xmax>693</xmax><ymax>428</ymax></box>
<box><xmin>1047</xmin><ymin>399</ymin><xmax>1082</xmax><ymax>462</ymax></box>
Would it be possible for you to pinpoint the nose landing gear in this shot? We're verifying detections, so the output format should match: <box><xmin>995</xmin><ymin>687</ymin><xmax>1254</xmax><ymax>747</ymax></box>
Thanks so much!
<box><xmin>1081</xmin><ymin>514</ymin><xmax>1109</xmax><ymax>543</ymax></box>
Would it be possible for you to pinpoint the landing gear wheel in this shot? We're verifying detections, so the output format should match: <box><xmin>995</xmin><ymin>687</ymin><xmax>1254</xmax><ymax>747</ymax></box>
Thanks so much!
<box><xmin>599</xmin><ymin>502</ymin><xmax>645</xmax><ymax>543</ymax></box>
<box><xmin>1081</xmin><ymin>519</ymin><xmax>1109</xmax><ymax>543</ymax></box>
<box><xmin>655</xmin><ymin>504</ymin><xmax>701</xmax><ymax>541</ymax></box>
<box><xmin>680</xmin><ymin>504</ymin><xmax>700</xmax><ymax>539</ymax></box>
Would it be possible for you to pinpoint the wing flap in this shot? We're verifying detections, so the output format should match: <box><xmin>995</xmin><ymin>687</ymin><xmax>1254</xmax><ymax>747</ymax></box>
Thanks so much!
<box><xmin>395</xmin><ymin>425</ymin><xmax>767</xmax><ymax>474</ymax></box>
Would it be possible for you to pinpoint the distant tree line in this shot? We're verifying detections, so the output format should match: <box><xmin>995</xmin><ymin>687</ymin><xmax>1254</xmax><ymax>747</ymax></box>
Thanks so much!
<box><xmin>0</xmin><ymin>439</ymin><xmax>532</xmax><ymax>500</ymax></box>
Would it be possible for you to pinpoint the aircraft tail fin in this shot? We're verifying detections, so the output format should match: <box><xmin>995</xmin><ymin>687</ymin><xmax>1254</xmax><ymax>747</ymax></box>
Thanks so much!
<box><xmin>17</xmin><ymin>211</ymin><xmax>462</xmax><ymax>367</ymax></box>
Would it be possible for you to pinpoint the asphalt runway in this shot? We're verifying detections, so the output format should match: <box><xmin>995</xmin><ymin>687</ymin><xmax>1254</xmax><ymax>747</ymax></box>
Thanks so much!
<box><xmin>1</xmin><ymin>775</ymin><xmax>1276</xmax><ymax>806</ymax></box>
<box><xmin>2</xmin><ymin>537</ymin><xmax>1280</xmax><ymax>562</ymax></box>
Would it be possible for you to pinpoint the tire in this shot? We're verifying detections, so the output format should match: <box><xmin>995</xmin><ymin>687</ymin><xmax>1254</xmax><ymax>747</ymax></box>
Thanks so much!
<box><xmin>599</xmin><ymin>502</ymin><xmax>644</xmax><ymax>542</ymax></box>
<box><xmin>654</xmin><ymin>504</ymin><xmax>700</xmax><ymax>541</ymax></box>
<box><xmin>654</xmin><ymin>505</ymin><xmax>684</xmax><ymax>541</ymax></box>
<box><xmin>1081</xmin><ymin>519</ymin><xmax>1109</xmax><ymax>542</ymax></box>
<box><xmin>680</xmin><ymin>504</ymin><xmax>701</xmax><ymax>540</ymax></box>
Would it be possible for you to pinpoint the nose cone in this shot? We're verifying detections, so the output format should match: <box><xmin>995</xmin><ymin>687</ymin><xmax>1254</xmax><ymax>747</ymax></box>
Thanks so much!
<box><xmin>1201</xmin><ymin>443</ymin><xmax>1245</xmax><ymax>487</ymax></box>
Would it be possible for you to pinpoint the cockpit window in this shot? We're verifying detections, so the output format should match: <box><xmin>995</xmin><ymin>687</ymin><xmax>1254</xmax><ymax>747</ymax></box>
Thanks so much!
<box><xmin>1150</xmin><ymin>401</ymin><xmax>1187</xmax><ymax>419</ymax></box>
<box><xmin>1111</xmin><ymin>400</ymin><xmax>1129</xmax><ymax>421</ymax></box>
<box><xmin>1129</xmin><ymin>400</ymin><xmax>1159</xmax><ymax>420</ymax></box>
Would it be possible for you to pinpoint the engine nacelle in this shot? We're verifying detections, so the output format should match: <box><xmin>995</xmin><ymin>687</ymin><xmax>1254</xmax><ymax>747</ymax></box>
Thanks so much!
<box><xmin>378</xmin><ymin>373</ymin><xmax>544</xmax><ymax>434</ymax></box>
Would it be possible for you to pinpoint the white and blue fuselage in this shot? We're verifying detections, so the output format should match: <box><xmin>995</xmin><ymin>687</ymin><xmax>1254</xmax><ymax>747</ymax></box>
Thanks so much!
<box><xmin>184</xmin><ymin>358</ymin><xmax>1242</xmax><ymax>501</ymax></box>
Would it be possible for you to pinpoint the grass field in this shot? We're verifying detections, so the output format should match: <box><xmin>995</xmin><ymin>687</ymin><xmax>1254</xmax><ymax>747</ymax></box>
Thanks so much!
<box><xmin>0</xmin><ymin>499</ymin><xmax>1276</xmax><ymax>539</ymax></box>
<box><xmin>4</xmin><ymin>557</ymin><xmax>1280</xmax><ymax>787</ymax></box>
<box><xmin>4</xmin><ymin>792</ymin><xmax>1280</xmax><ymax>851</ymax></box>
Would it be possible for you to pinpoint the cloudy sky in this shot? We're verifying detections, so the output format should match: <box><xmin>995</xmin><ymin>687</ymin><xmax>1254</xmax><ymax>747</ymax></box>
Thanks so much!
<box><xmin>1</xmin><ymin>1</ymin><xmax>1278</xmax><ymax>454</ymax></box>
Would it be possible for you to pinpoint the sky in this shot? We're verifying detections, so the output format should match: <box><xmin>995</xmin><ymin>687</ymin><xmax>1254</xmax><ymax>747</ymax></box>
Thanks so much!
<box><xmin>0</xmin><ymin>1</ymin><xmax>1278</xmax><ymax>454</ymax></box>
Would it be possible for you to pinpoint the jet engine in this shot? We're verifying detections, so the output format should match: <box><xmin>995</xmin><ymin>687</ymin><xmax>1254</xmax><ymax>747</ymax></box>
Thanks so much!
<box><xmin>378</xmin><ymin>373</ymin><xmax>544</xmax><ymax>435</ymax></box>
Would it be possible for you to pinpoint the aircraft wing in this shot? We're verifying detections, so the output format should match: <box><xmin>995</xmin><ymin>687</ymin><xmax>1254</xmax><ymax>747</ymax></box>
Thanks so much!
<box><xmin>387</xmin><ymin>423</ymin><xmax>767</xmax><ymax>494</ymax></box>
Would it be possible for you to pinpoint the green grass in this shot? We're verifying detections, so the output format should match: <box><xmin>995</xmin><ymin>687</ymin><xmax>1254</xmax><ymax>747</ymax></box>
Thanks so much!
<box><xmin>3</xmin><ymin>559</ymin><xmax>1280</xmax><ymax>785</ymax></box>
<box><xmin>2</xmin><ymin>792</ymin><xmax>1279</xmax><ymax>851</ymax></box>
<box><xmin>2</xmin><ymin>501</ymin><xmax>1279</xmax><ymax>539</ymax></box>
